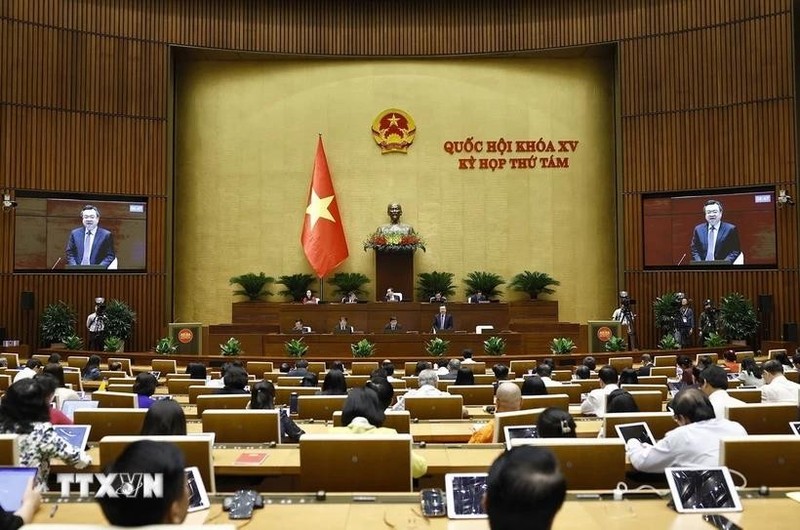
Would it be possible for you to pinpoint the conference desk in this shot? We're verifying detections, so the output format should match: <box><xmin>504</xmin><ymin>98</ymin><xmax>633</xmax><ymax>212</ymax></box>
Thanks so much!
<box><xmin>32</xmin><ymin>491</ymin><xmax>800</xmax><ymax>529</ymax></box>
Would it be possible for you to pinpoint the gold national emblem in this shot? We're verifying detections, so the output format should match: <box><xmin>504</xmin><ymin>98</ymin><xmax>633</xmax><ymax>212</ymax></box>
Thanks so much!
<box><xmin>178</xmin><ymin>329</ymin><xmax>194</xmax><ymax>344</ymax></box>
<box><xmin>371</xmin><ymin>109</ymin><xmax>416</xmax><ymax>153</ymax></box>
<box><xmin>597</xmin><ymin>326</ymin><xmax>613</xmax><ymax>342</ymax></box>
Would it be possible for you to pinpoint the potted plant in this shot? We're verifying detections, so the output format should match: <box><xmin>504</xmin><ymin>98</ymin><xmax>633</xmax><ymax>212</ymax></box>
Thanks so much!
<box><xmin>483</xmin><ymin>336</ymin><xmax>506</xmax><ymax>356</ymax></box>
<box><xmin>104</xmin><ymin>300</ymin><xmax>136</xmax><ymax>347</ymax></box>
<box><xmin>155</xmin><ymin>337</ymin><xmax>177</xmax><ymax>355</ymax></box>
<box><xmin>658</xmin><ymin>334</ymin><xmax>680</xmax><ymax>350</ymax></box>
<box><xmin>277</xmin><ymin>273</ymin><xmax>317</xmax><ymax>302</ymax></box>
<box><xmin>425</xmin><ymin>337</ymin><xmax>450</xmax><ymax>357</ymax></box>
<box><xmin>103</xmin><ymin>336</ymin><xmax>124</xmax><ymax>353</ymax></box>
<box><xmin>604</xmin><ymin>336</ymin><xmax>626</xmax><ymax>352</ymax></box>
<box><xmin>62</xmin><ymin>334</ymin><xmax>84</xmax><ymax>351</ymax></box>
<box><xmin>509</xmin><ymin>271</ymin><xmax>560</xmax><ymax>299</ymax></box>
<box><xmin>39</xmin><ymin>301</ymin><xmax>77</xmax><ymax>347</ymax></box>
<box><xmin>284</xmin><ymin>337</ymin><xmax>308</xmax><ymax>358</ymax></box>
<box><xmin>653</xmin><ymin>292</ymin><xmax>681</xmax><ymax>338</ymax></box>
<box><xmin>416</xmin><ymin>271</ymin><xmax>456</xmax><ymax>301</ymax></box>
<box><xmin>328</xmin><ymin>272</ymin><xmax>371</xmax><ymax>299</ymax></box>
<box><xmin>719</xmin><ymin>292</ymin><xmax>759</xmax><ymax>344</ymax></box>
<box><xmin>549</xmin><ymin>337</ymin><xmax>576</xmax><ymax>355</ymax></box>
<box><xmin>229</xmin><ymin>272</ymin><xmax>274</xmax><ymax>301</ymax></box>
<box><xmin>703</xmin><ymin>332</ymin><xmax>727</xmax><ymax>348</ymax></box>
<box><xmin>463</xmin><ymin>271</ymin><xmax>505</xmax><ymax>300</ymax></box>
<box><xmin>350</xmin><ymin>338</ymin><xmax>376</xmax><ymax>358</ymax></box>
<box><xmin>219</xmin><ymin>337</ymin><xmax>242</xmax><ymax>356</ymax></box>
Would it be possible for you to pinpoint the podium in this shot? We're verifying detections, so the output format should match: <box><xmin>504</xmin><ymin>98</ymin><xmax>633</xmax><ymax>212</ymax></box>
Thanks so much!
<box><xmin>168</xmin><ymin>322</ymin><xmax>203</xmax><ymax>355</ymax></box>
<box><xmin>587</xmin><ymin>320</ymin><xmax>622</xmax><ymax>353</ymax></box>
<box><xmin>375</xmin><ymin>251</ymin><xmax>415</xmax><ymax>302</ymax></box>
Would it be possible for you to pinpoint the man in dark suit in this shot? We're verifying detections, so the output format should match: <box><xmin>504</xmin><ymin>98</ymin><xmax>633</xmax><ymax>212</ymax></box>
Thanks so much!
<box><xmin>332</xmin><ymin>316</ymin><xmax>353</xmax><ymax>334</ymax></box>
<box><xmin>432</xmin><ymin>305</ymin><xmax>454</xmax><ymax>331</ymax></box>
<box><xmin>689</xmin><ymin>200</ymin><xmax>741</xmax><ymax>263</ymax></box>
<box><xmin>468</xmin><ymin>290</ymin><xmax>487</xmax><ymax>303</ymax></box>
<box><xmin>65</xmin><ymin>204</ymin><xmax>116</xmax><ymax>267</ymax></box>
<box><xmin>383</xmin><ymin>316</ymin><xmax>403</xmax><ymax>333</ymax></box>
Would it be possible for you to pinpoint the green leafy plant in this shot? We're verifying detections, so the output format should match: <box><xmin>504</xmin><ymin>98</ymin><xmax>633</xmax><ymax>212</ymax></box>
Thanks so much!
<box><xmin>416</xmin><ymin>271</ymin><xmax>456</xmax><ymax>301</ymax></box>
<box><xmin>719</xmin><ymin>292</ymin><xmax>759</xmax><ymax>341</ymax></box>
<box><xmin>62</xmin><ymin>334</ymin><xmax>84</xmax><ymax>351</ymax></box>
<box><xmin>483</xmin><ymin>336</ymin><xmax>506</xmax><ymax>356</ymax></box>
<box><xmin>328</xmin><ymin>272</ymin><xmax>371</xmax><ymax>298</ymax></box>
<box><xmin>284</xmin><ymin>337</ymin><xmax>308</xmax><ymax>358</ymax></box>
<box><xmin>604</xmin><ymin>336</ymin><xmax>626</xmax><ymax>352</ymax></box>
<box><xmin>219</xmin><ymin>337</ymin><xmax>242</xmax><ymax>356</ymax></box>
<box><xmin>509</xmin><ymin>271</ymin><xmax>560</xmax><ymax>300</ymax></box>
<box><xmin>549</xmin><ymin>337</ymin><xmax>576</xmax><ymax>355</ymax></box>
<box><xmin>703</xmin><ymin>332</ymin><xmax>727</xmax><ymax>348</ymax></box>
<box><xmin>229</xmin><ymin>272</ymin><xmax>274</xmax><ymax>301</ymax></box>
<box><xmin>104</xmin><ymin>300</ymin><xmax>137</xmax><ymax>342</ymax></box>
<box><xmin>463</xmin><ymin>271</ymin><xmax>505</xmax><ymax>299</ymax></box>
<box><xmin>425</xmin><ymin>337</ymin><xmax>450</xmax><ymax>357</ymax></box>
<box><xmin>103</xmin><ymin>336</ymin><xmax>123</xmax><ymax>353</ymax></box>
<box><xmin>657</xmin><ymin>334</ymin><xmax>680</xmax><ymax>350</ymax></box>
<box><xmin>39</xmin><ymin>301</ymin><xmax>77</xmax><ymax>345</ymax></box>
<box><xmin>653</xmin><ymin>292</ymin><xmax>681</xmax><ymax>336</ymax></box>
<box><xmin>155</xmin><ymin>337</ymin><xmax>177</xmax><ymax>355</ymax></box>
<box><xmin>277</xmin><ymin>273</ymin><xmax>317</xmax><ymax>302</ymax></box>
<box><xmin>350</xmin><ymin>338</ymin><xmax>376</xmax><ymax>358</ymax></box>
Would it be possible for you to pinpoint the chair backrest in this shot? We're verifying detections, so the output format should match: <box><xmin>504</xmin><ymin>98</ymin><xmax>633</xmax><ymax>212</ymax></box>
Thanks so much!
<box><xmin>74</xmin><ymin>409</ymin><xmax>147</xmax><ymax>441</ymax></box>
<box><xmin>696</xmin><ymin>353</ymin><xmax>718</xmax><ymax>365</ymax></box>
<box><xmin>404</xmin><ymin>395</ymin><xmax>464</xmax><ymax>420</ymax></box>
<box><xmin>520</xmin><ymin>394</ymin><xmax>569</xmax><ymax>412</ymax></box>
<box><xmin>107</xmin><ymin>357</ymin><xmax>132</xmax><ymax>376</ymax></box>
<box><xmin>188</xmin><ymin>385</ymin><xmax>218</xmax><ymax>404</ymax></box>
<box><xmin>350</xmin><ymin>361</ymin><xmax>378</xmax><ymax>375</ymax></box>
<box><xmin>767</xmin><ymin>349</ymin><xmax>787</xmax><ymax>360</ymax></box>
<box><xmin>638</xmin><ymin>375</ymin><xmax>668</xmax><ymax>385</ymax></box>
<box><xmin>167</xmin><ymin>379</ymin><xmax>201</xmax><ymax>395</ymax></box>
<box><xmin>403</xmin><ymin>376</ymin><xmax>419</xmax><ymax>389</ymax></box>
<box><xmin>276</xmin><ymin>376</ymin><xmax>304</xmax><ymax>386</ymax></box>
<box><xmin>554</xmin><ymin>383</ymin><xmax>582</xmax><ymax>404</ymax></box>
<box><xmin>473</xmin><ymin>374</ymin><xmax>496</xmax><ymax>385</ymax></box>
<box><xmin>493</xmin><ymin>408</ymin><xmax>546</xmax><ymax>443</ymax></box>
<box><xmin>344</xmin><ymin>375</ymin><xmax>369</xmax><ymax>387</ymax></box>
<box><xmin>509</xmin><ymin>438</ymin><xmax>626</xmax><ymax>489</ymax></box>
<box><xmin>404</xmin><ymin>362</ymin><xmax>419</xmax><ymax>376</ymax></box>
<box><xmin>166</xmin><ymin>373</ymin><xmax>191</xmax><ymax>380</ymax></box>
<box><xmin>307</xmin><ymin>361</ymin><xmax>326</xmax><ymax>374</ymax></box>
<box><xmin>786</xmin><ymin>371</ymin><xmax>799</xmax><ymax>383</ymax></box>
<box><xmin>99</xmin><ymin>434</ymin><xmax>215</xmax><ymax>492</ymax></box>
<box><xmin>653</xmin><ymin>355</ymin><xmax>676</xmax><ymax>367</ymax></box>
<box><xmin>0</xmin><ymin>374</ymin><xmax>11</xmax><ymax>391</ymax></box>
<box><xmin>602</xmin><ymin>412</ymin><xmax>677</xmax><ymax>439</ymax></box>
<box><xmin>727</xmin><ymin>388</ymin><xmax>762</xmax><ymax>403</ymax></box>
<box><xmin>299</xmin><ymin>434</ymin><xmax>413</xmax><ymax>491</ymax></box>
<box><xmin>62</xmin><ymin>370</ymin><xmax>84</xmax><ymax>393</ymax></box>
<box><xmin>202</xmin><ymin>409</ymin><xmax>280</xmax><ymax>444</ymax></box>
<box><xmin>196</xmin><ymin>394</ymin><xmax>250</xmax><ymax>415</ymax></box>
<box><xmin>509</xmin><ymin>360</ymin><xmax>537</xmax><ymax>376</ymax></box>
<box><xmin>67</xmin><ymin>356</ymin><xmax>89</xmax><ymax>369</ymax></box>
<box><xmin>0</xmin><ymin>434</ymin><xmax>20</xmax><ymax>465</ymax></box>
<box><xmin>736</xmin><ymin>350</ymin><xmax>755</xmax><ymax>362</ymax></box>
<box><xmin>626</xmin><ymin>390</ymin><xmax>663</xmax><ymax>412</ymax></box>
<box><xmin>575</xmin><ymin>379</ymin><xmax>601</xmax><ymax>393</ymax></box>
<box><xmin>100</xmin><ymin>370</ymin><xmax>128</xmax><ymax>380</ymax></box>
<box><xmin>32</xmin><ymin>354</ymin><xmax>51</xmax><ymax>365</ymax></box>
<box><xmin>0</xmin><ymin>353</ymin><xmax>20</xmax><ymax>368</ymax></box>
<box><xmin>462</xmin><ymin>362</ymin><xmax>486</xmax><ymax>374</ymax></box>
<box><xmin>107</xmin><ymin>383</ymin><xmax>135</xmax><ymax>393</ymax></box>
<box><xmin>720</xmin><ymin>435</ymin><xmax>800</xmax><ymax>487</ymax></box>
<box><xmin>297</xmin><ymin>395</ymin><xmax>348</xmax><ymax>420</ymax></box>
<box><xmin>93</xmin><ymin>391</ymin><xmax>138</xmax><ymax>408</ymax></box>
<box><xmin>274</xmin><ymin>386</ymin><xmax>321</xmax><ymax>405</ymax></box>
<box><xmin>151</xmin><ymin>359</ymin><xmax>177</xmax><ymax>375</ymax></box>
<box><xmin>650</xmin><ymin>366</ymin><xmax>677</xmax><ymax>378</ymax></box>
<box><xmin>107</xmin><ymin>377</ymin><xmax>136</xmax><ymax>386</ymax></box>
<box><xmin>446</xmin><ymin>385</ymin><xmax>495</xmax><ymax>406</ymax></box>
<box><xmin>551</xmin><ymin>370</ymin><xmax>572</xmax><ymax>382</ymax></box>
<box><xmin>725</xmin><ymin>403</ymin><xmax>799</xmax><ymax>434</ymax></box>
<box><xmin>331</xmin><ymin>411</ymin><xmax>411</xmax><ymax>433</ymax></box>
<box><xmin>246</xmin><ymin>361</ymin><xmax>273</xmax><ymax>375</ymax></box>
<box><xmin>609</xmin><ymin>357</ymin><xmax>633</xmax><ymax>372</ymax></box>
<box><xmin>621</xmin><ymin>384</ymin><xmax>668</xmax><ymax>401</ymax></box>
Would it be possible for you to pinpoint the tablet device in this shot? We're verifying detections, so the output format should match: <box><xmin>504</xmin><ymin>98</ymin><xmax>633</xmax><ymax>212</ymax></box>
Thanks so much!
<box><xmin>185</xmin><ymin>466</ymin><xmax>211</xmax><ymax>512</ymax></box>
<box><xmin>53</xmin><ymin>425</ymin><xmax>91</xmax><ymax>450</ymax></box>
<box><xmin>664</xmin><ymin>467</ymin><xmax>742</xmax><ymax>514</ymax></box>
<box><xmin>0</xmin><ymin>467</ymin><xmax>38</xmax><ymax>512</ymax></box>
<box><xmin>444</xmin><ymin>473</ymin><xmax>488</xmax><ymax>519</ymax></box>
<box><xmin>614</xmin><ymin>422</ymin><xmax>655</xmax><ymax>445</ymax></box>
<box><xmin>503</xmin><ymin>425</ymin><xmax>538</xmax><ymax>450</ymax></box>
<box><xmin>790</xmin><ymin>421</ymin><xmax>800</xmax><ymax>435</ymax></box>
<box><xmin>60</xmin><ymin>399</ymin><xmax>99</xmax><ymax>420</ymax></box>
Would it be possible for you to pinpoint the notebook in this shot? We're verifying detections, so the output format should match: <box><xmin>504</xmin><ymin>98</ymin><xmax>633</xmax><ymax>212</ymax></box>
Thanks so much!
<box><xmin>665</xmin><ymin>467</ymin><xmax>743</xmax><ymax>514</ymax></box>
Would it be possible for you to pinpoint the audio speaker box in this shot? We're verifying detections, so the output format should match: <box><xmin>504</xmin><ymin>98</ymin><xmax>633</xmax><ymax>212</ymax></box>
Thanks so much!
<box><xmin>20</xmin><ymin>292</ymin><xmax>34</xmax><ymax>311</ymax></box>
<box><xmin>783</xmin><ymin>322</ymin><xmax>798</xmax><ymax>342</ymax></box>
<box><xmin>757</xmin><ymin>294</ymin><xmax>773</xmax><ymax>313</ymax></box>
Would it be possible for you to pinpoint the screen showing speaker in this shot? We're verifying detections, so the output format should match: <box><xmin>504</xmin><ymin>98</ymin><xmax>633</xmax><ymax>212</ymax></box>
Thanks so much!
<box><xmin>642</xmin><ymin>188</ymin><xmax>777</xmax><ymax>269</ymax></box>
<box><xmin>13</xmin><ymin>193</ymin><xmax>147</xmax><ymax>272</ymax></box>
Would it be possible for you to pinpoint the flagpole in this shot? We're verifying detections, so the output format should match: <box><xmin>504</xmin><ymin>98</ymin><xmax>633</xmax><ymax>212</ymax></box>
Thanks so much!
<box><xmin>319</xmin><ymin>277</ymin><xmax>325</xmax><ymax>303</ymax></box>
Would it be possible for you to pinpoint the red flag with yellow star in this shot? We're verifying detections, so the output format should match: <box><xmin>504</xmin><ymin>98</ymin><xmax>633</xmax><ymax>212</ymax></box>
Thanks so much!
<box><xmin>301</xmin><ymin>137</ymin><xmax>349</xmax><ymax>277</ymax></box>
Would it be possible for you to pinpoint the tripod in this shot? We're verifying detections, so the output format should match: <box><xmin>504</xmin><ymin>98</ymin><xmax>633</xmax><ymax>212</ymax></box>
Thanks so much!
<box><xmin>621</xmin><ymin>306</ymin><xmax>637</xmax><ymax>351</ymax></box>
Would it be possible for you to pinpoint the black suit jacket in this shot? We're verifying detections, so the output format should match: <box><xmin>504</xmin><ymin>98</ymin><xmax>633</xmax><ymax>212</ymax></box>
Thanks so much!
<box><xmin>65</xmin><ymin>227</ymin><xmax>115</xmax><ymax>266</ymax></box>
<box><xmin>383</xmin><ymin>323</ymin><xmax>403</xmax><ymax>333</ymax></box>
<box><xmin>690</xmin><ymin>222</ymin><xmax>741</xmax><ymax>263</ymax></box>
<box><xmin>432</xmin><ymin>313</ymin><xmax>454</xmax><ymax>331</ymax></box>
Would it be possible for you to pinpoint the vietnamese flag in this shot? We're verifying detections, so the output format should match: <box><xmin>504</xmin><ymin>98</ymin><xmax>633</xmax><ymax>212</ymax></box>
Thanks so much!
<box><xmin>301</xmin><ymin>137</ymin><xmax>349</xmax><ymax>278</ymax></box>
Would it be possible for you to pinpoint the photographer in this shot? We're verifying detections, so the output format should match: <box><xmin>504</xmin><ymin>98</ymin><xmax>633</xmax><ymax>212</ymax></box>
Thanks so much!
<box><xmin>612</xmin><ymin>292</ymin><xmax>637</xmax><ymax>350</ymax></box>
<box><xmin>698</xmin><ymin>299</ymin><xmax>719</xmax><ymax>343</ymax></box>
<box><xmin>86</xmin><ymin>297</ymin><xmax>107</xmax><ymax>351</ymax></box>
<box><xmin>677</xmin><ymin>296</ymin><xmax>694</xmax><ymax>348</ymax></box>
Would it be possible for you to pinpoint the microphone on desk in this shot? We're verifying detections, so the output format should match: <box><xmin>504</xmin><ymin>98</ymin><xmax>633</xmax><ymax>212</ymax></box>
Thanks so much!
<box><xmin>51</xmin><ymin>257</ymin><xmax>62</xmax><ymax>270</ymax></box>
<box><xmin>677</xmin><ymin>253</ymin><xmax>687</xmax><ymax>266</ymax></box>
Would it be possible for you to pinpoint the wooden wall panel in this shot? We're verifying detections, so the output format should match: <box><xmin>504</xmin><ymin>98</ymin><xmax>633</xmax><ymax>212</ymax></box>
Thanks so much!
<box><xmin>0</xmin><ymin>0</ymin><xmax>797</xmax><ymax>352</ymax></box>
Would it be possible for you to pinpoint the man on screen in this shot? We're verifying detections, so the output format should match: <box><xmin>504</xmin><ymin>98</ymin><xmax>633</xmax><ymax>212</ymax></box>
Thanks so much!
<box><xmin>65</xmin><ymin>205</ymin><xmax>116</xmax><ymax>267</ymax></box>
<box><xmin>689</xmin><ymin>200</ymin><xmax>741</xmax><ymax>263</ymax></box>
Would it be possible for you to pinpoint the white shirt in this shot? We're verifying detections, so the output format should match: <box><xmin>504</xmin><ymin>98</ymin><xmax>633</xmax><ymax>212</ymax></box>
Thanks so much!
<box><xmin>391</xmin><ymin>384</ymin><xmax>447</xmax><ymax>411</ymax></box>
<box><xmin>461</xmin><ymin>358</ymin><xmax>476</xmax><ymax>365</ymax></box>
<box><xmin>707</xmin><ymin>390</ymin><xmax>745</xmax><ymax>419</ymax></box>
<box><xmin>13</xmin><ymin>367</ymin><xmax>38</xmax><ymax>383</ymax></box>
<box><xmin>436</xmin><ymin>366</ymin><xmax>449</xmax><ymax>376</ymax></box>
<box><xmin>737</xmin><ymin>371</ymin><xmax>764</xmax><ymax>388</ymax></box>
<box><xmin>87</xmin><ymin>312</ymin><xmax>104</xmax><ymax>332</ymax></box>
<box><xmin>626</xmin><ymin>418</ymin><xmax>748</xmax><ymax>473</ymax></box>
<box><xmin>580</xmin><ymin>383</ymin><xmax>619</xmax><ymax>417</ymax></box>
<box><xmin>539</xmin><ymin>376</ymin><xmax>562</xmax><ymax>388</ymax></box>
<box><xmin>761</xmin><ymin>375</ymin><xmax>800</xmax><ymax>404</ymax></box>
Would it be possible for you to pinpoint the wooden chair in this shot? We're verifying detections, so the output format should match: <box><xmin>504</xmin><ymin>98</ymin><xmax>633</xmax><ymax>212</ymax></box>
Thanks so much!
<box><xmin>551</xmin><ymin>370</ymin><xmax>572</xmax><ymax>382</ymax></box>
<box><xmin>493</xmin><ymin>408</ymin><xmax>546</xmax><ymax>443</ymax></box>
<box><xmin>609</xmin><ymin>357</ymin><xmax>633</xmax><ymax>372</ymax></box>
<box><xmin>344</xmin><ymin>375</ymin><xmax>369</xmax><ymax>387</ymax></box>
<box><xmin>404</xmin><ymin>395</ymin><xmax>464</xmax><ymax>420</ymax></box>
<box><xmin>332</xmin><ymin>410</ymin><xmax>412</xmax><ymax>433</ymax></box>
<box><xmin>262</xmin><ymin>372</ymin><xmax>281</xmax><ymax>383</ymax></box>
<box><xmin>299</xmin><ymin>434</ymin><xmax>413</xmax><ymax>491</ymax></box>
<box><xmin>621</xmin><ymin>384</ymin><xmax>668</xmax><ymax>401</ymax></box>
<box><xmin>62</xmin><ymin>370</ymin><xmax>84</xmax><ymax>393</ymax></box>
<box><xmin>93</xmin><ymin>391</ymin><xmax>138</xmax><ymax>408</ymax></box>
<box><xmin>32</xmin><ymin>354</ymin><xmax>51</xmax><ymax>365</ymax></box>
<box><xmin>106</xmin><ymin>383</ymin><xmax>135</xmax><ymax>393</ymax></box>
<box><xmin>720</xmin><ymin>435</ymin><xmax>800</xmax><ymax>487</ymax></box>
<box><xmin>447</xmin><ymin>385</ymin><xmax>495</xmax><ymax>406</ymax></box>
<box><xmin>166</xmin><ymin>373</ymin><xmax>191</xmax><ymax>380</ymax></box>
<box><xmin>696</xmin><ymin>353</ymin><xmax>718</xmax><ymax>365</ymax></box>
<box><xmin>736</xmin><ymin>350</ymin><xmax>755</xmax><ymax>362</ymax></box>
<box><xmin>389</xmin><ymin>379</ymin><xmax>407</xmax><ymax>389</ymax></box>
<box><xmin>403</xmin><ymin>362</ymin><xmax>420</xmax><ymax>377</ymax></box>
<box><xmin>767</xmin><ymin>349</ymin><xmax>787</xmax><ymax>360</ymax></box>
<box><xmin>195</xmin><ymin>394</ymin><xmax>250</xmax><ymax>415</ymax></box>
<box><xmin>297</xmin><ymin>395</ymin><xmax>348</xmax><ymax>420</ymax></box>
<box><xmin>0</xmin><ymin>434</ymin><xmax>20</xmax><ymax>465</ymax></box>
<box><xmin>107</xmin><ymin>357</ymin><xmax>132</xmax><ymax>376</ymax></box>
<box><xmin>725</xmin><ymin>403</ymin><xmax>799</xmax><ymax>434</ymax></box>
<box><xmin>274</xmin><ymin>386</ymin><xmax>321</xmax><ymax>405</ymax></box>
<box><xmin>509</xmin><ymin>438</ymin><xmax>626</xmax><ymax>489</ymax></box>
<box><xmin>650</xmin><ymin>366</ymin><xmax>677</xmax><ymax>378</ymax></box>
<box><xmin>653</xmin><ymin>355</ymin><xmax>676</xmax><ymax>367</ymax></box>
<box><xmin>107</xmin><ymin>377</ymin><xmax>136</xmax><ymax>386</ymax></box>
<box><xmin>403</xmin><ymin>376</ymin><xmax>419</xmax><ymax>389</ymax></box>
<box><xmin>626</xmin><ymin>390</ymin><xmax>663</xmax><ymax>412</ymax></box>
<box><xmin>0</xmin><ymin>353</ymin><xmax>20</xmax><ymax>368</ymax></box>
<box><xmin>727</xmin><ymin>388</ymin><xmax>762</xmax><ymax>403</ymax></box>
<box><xmin>246</xmin><ymin>361</ymin><xmax>273</xmax><ymax>375</ymax></box>
<box><xmin>99</xmin><ymin>370</ymin><xmax>128</xmax><ymax>380</ymax></box>
<box><xmin>201</xmin><ymin>410</ymin><xmax>281</xmax><ymax>444</ymax></box>
<box><xmin>351</xmin><ymin>361</ymin><xmax>378</xmax><ymax>375</ymax></box>
<box><xmin>575</xmin><ymin>379</ymin><xmax>601</xmax><ymax>394</ymax></box>
<box><xmin>554</xmin><ymin>383</ymin><xmax>582</xmax><ymax>404</ymax></box>
<box><xmin>307</xmin><ymin>361</ymin><xmax>326</xmax><ymax>374</ymax></box>
<box><xmin>787</xmin><ymin>371</ymin><xmax>799</xmax><ymax>383</ymax></box>
<box><xmin>74</xmin><ymin>409</ymin><xmax>147</xmax><ymax>441</ymax></box>
<box><xmin>602</xmin><ymin>412</ymin><xmax>677</xmax><ymax>439</ymax></box>
<box><xmin>509</xmin><ymin>360</ymin><xmax>537</xmax><ymax>376</ymax></box>
<box><xmin>520</xmin><ymin>394</ymin><xmax>569</xmax><ymax>412</ymax></box>
<box><xmin>276</xmin><ymin>376</ymin><xmax>304</xmax><ymax>386</ymax></box>
<box><xmin>67</xmin><ymin>356</ymin><xmax>89</xmax><ymax>369</ymax></box>
<box><xmin>473</xmin><ymin>374</ymin><xmax>496</xmax><ymax>385</ymax></box>
<box><xmin>167</xmin><ymin>378</ymin><xmax>201</xmax><ymax>395</ymax></box>
<box><xmin>100</xmin><ymin>434</ymin><xmax>216</xmax><ymax>492</ymax></box>
<box><xmin>462</xmin><ymin>362</ymin><xmax>486</xmax><ymax>374</ymax></box>
<box><xmin>0</xmin><ymin>374</ymin><xmax>11</xmax><ymax>391</ymax></box>
<box><xmin>188</xmin><ymin>385</ymin><xmax>217</xmax><ymax>404</ymax></box>
<box><xmin>151</xmin><ymin>359</ymin><xmax>177</xmax><ymax>375</ymax></box>
<box><xmin>638</xmin><ymin>375</ymin><xmax>668</xmax><ymax>385</ymax></box>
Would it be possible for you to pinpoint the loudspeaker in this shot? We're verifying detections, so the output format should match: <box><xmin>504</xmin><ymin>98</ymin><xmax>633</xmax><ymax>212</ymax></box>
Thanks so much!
<box><xmin>757</xmin><ymin>294</ymin><xmax>773</xmax><ymax>313</ymax></box>
<box><xmin>783</xmin><ymin>322</ymin><xmax>798</xmax><ymax>342</ymax></box>
<box><xmin>20</xmin><ymin>292</ymin><xmax>34</xmax><ymax>311</ymax></box>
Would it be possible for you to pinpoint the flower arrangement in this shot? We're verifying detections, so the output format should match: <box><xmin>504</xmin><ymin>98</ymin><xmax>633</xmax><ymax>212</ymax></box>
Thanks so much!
<box><xmin>363</xmin><ymin>231</ymin><xmax>426</xmax><ymax>252</ymax></box>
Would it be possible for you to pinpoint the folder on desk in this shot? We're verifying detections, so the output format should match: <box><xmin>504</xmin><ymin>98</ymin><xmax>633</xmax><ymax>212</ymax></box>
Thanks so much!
<box><xmin>234</xmin><ymin>452</ymin><xmax>269</xmax><ymax>465</ymax></box>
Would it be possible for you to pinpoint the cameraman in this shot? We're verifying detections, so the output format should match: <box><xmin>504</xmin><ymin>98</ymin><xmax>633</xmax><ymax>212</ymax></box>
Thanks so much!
<box><xmin>87</xmin><ymin>297</ymin><xmax>107</xmax><ymax>351</ymax></box>
<box><xmin>612</xmin><ymin>292</ymin><xmax>637</xmax><ymax>350</ymax></box>
<box><xmin>698</xmin><ymin>299</ymin><xmax>718</xmax><ymax>344</ymax></box>
<box><xmin>678</xmin><ymin>296</ymin><xmax>694</xmax><ymax>348</ymax></box>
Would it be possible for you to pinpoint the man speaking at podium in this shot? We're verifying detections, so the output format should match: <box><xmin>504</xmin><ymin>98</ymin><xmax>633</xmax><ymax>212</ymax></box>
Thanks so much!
<box><xmin>689</xmin><ymin>200</ymin><xmax>741</xmax><ymax>263</ymax></box>
<box><xmin>65</xmin><ymin>205</ymin><xmax>116</xmax><ymax>267</ymax></box>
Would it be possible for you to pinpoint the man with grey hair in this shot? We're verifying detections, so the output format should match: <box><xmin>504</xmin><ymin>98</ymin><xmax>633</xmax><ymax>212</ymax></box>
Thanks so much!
<box><xmin>439</xmin><ymin>359</ymin><xmax>461</xmax><ymax>380</ymax></box>
<box><xmin>760</xmin><ymin>359</ymin><xmax>800</xmax><ymax>404</ymax></box>
<box><xmin>391</xmin><ymin>369</ymin><xmax>447</xmax><ymax>411</ymax></box>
